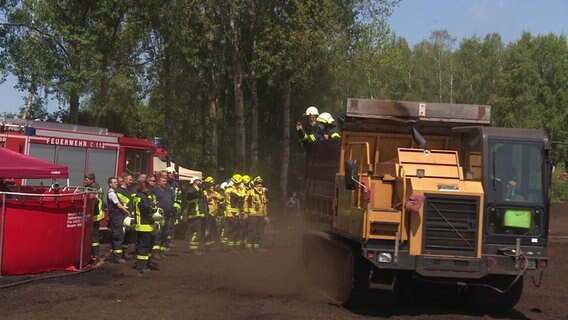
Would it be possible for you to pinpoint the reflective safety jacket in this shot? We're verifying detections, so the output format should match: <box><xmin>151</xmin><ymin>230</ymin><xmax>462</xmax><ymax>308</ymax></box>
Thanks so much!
<box><xmin>133</xmin><ymin>191</ymin><xmax>156</xmax><ymax>232</ymax></box>
<box><xmin>297</xmin><ymin>121</ymin><xmax>322</xmax><ymax>143</ymax></box>
<box><xmin>115</xmin><ymin>186</ymin><xmax>133</xmax><ymax>214</ymax></box>
<box><xmin>174</xmin><ymin>184</ymin><xmax>183</xmax><ymax>213</ymax></box>
<box><xmin>224</xmin><ymin>185</ymin><xmax>245</xmax><ymax>216</ymax></box>
<box><xmin>91</xmin><ymin>182</ymin><xmax>105</xmax><ymax>222</ymax></box>
<box><xmin>205</xmin><ymin>188</ymin><xmax>224</xmax><ymax>217</ymax></box>
<box><xmin>324</xmin><ymin>124</ymin><xmax>341</xmax><ymax>140</ymax></box>
<box><xmin>168</xmin><ymin>180</ymin><xmax>183</xmax><ymax>213</ymax></box>
<box><xmin>244</xmin><ymin>186</ymin><xmax>268</xmax><ymax>217</ymax></box>
<box><xmin>186</xmin><ymin>185</ymin><xmax>207</xmax><ymax>218</ymax></box>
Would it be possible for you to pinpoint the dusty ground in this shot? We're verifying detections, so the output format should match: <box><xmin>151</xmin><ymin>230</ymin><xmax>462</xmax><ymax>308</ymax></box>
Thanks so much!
<box><xmin>0</xmin><ymin>204</ymin><xmax>567</xmax><ymax>320</ymax></box>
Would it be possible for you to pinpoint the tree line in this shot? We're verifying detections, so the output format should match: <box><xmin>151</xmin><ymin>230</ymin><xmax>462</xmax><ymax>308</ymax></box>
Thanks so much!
<box><xmin>1</xmin><ymin>1</ymin><xmax>567</xmax><ymax>202</ymax></box>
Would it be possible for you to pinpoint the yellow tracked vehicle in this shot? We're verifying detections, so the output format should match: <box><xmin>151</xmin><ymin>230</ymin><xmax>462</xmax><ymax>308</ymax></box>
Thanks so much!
<box><xmin>302</xmin><ymin>99</ymin><xmax>550</xmax><ymax>311</ymax></box>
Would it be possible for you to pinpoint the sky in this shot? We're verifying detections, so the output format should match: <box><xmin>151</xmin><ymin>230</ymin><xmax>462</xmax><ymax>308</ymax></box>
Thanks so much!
<box><xmin>1</xmin><ymin>0</ymin><xmax>567</xmax><ymax>116</ymax></box>
<box><xmin>388</xmin><ymin>0</ymin><xmax>567</xmax><ymax>47</ymax></box>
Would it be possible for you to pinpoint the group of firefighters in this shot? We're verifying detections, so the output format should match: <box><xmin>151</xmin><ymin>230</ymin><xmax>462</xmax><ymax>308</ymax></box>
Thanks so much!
<box><xmin>83</xmin><ymin>169</ymin><xmax>269</xmax><ymax>275</ymax></box>
<box><xmin>77</xmin><ymin>104</ymin><xmax>333</xmax><ymax>275</ymax></box>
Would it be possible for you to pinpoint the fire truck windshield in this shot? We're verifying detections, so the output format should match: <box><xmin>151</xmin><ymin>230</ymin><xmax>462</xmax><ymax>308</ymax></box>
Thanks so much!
<box><xmin>123</xmin><ymin>148</ymin><xmax>151</xmax><ymax>176</ymax></box>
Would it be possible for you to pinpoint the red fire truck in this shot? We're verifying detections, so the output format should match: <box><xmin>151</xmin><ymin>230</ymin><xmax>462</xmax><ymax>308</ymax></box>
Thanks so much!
<box><xmin>0</xmin><ymin>118</ymin><xmax>158</xmax><ymax>187</ymax></box>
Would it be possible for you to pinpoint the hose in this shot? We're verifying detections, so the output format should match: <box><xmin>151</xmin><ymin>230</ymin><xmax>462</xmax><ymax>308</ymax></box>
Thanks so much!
<box><xmin>0</xmin><ymin>261</ymin><xmax>104</xmax><ymax>289</ymax></box>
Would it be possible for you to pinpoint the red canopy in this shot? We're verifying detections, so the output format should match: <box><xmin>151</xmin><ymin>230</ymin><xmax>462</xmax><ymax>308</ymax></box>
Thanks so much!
<box><xmin>0</xmin><ymin>148</ymin><xmax>69</xmax><ymax>179</ymax></box>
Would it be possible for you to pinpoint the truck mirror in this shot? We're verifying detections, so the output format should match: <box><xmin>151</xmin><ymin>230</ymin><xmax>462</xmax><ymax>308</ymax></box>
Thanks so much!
<box><xmin>345</xmin><ymin>160</ymin><xmax>359</xmax><ymax>190</ymax></box>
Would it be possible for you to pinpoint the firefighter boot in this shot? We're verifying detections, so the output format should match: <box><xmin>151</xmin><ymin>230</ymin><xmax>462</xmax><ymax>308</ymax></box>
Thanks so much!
<box><xmin>136</xmin><ymin>261</ymin><xmax>151</xmax><ymax>275</ymax></box>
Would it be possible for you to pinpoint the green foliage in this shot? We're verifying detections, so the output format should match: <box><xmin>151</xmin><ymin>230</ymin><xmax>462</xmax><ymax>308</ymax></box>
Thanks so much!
<box><xmin>2</xmin><ymin>1</ymin><xmax>568</xmax><ymax>197</ymax></box>
<box><xmin>551</xmin><ymin>164</ymin><xmax>568</xmax><ymax>202</ymax></box>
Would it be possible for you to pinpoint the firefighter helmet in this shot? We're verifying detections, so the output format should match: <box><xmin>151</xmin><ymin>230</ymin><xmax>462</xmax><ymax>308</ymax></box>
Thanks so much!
<box><xmin>152</xmin><ymin>208</ymin><xmax>164</xmax><ymax>221</ymax></box>
<box><xmin>317</xmin><ymin>112</ymin><xmax>335</xmax><ymax>125</ymax></box>
<box><xmin>166</xmin><ymin>166</ymin><xmax>176</xmax><ymax>174</ymax></box>
<box><xmin>242</xmin><ymin>175</ymin><xmax>251</xmax><ymax>185</ymax></box>
<box><xmin>123</xmin><ymin>216</ymin><xmax>135</xmax><ymax>229</ymax></box>
<box><xmin>253</xmin><ymin>176</ymin><xmax>263</xmax><ymax>185</ymax></box>
<box><xmin>190</xmin><ymin>177</ymin><xmax>202</xmax><ymax>184</ymax></box>
<box><xmin>231</xmin><ymin>174</ymin><xmax>243</xmax><ymax>184</ymax></box>
<box><xmin>304</xmin><ymin>106</ymin><xmax>319</xmax><ymax>117</ymax></box>
<box><xmin>204</xmin><ymin>176</ymin><xmax>215</xmax><ymax>183</ymax></box>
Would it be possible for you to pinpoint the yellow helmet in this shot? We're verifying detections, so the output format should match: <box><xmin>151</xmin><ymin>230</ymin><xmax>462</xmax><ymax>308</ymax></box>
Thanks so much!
<box><xmin>242</xmin><ymin>175</ymin><xmax>251</xmax><ymax>184</ymax></box>
<box><xmin>231</xmin><ymin>174</ymin><xmax>243</xmax><ymax>184</ymax></box>
<box><xmin>253</xmin><ymin>176</ymin><xmax>263</xmax><ymax>185</ymax></box>
<box><xmin>204</xmin><ymin>176</ymin><xmax>215</xmax><ymax>183</ymax></box>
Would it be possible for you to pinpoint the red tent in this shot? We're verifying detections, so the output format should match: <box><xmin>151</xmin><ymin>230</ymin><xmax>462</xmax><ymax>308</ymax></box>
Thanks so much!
<box><xmin>0</xmin><ymin>148</ymin><xmax>68</xmax><ymax>179</ymax></box>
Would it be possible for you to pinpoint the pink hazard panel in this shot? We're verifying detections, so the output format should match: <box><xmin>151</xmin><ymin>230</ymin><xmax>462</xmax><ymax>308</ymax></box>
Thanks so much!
<box><xmin>405</xmin><ymin>193</ymin><xmax>425</xmax><ymax>213</ymax></box>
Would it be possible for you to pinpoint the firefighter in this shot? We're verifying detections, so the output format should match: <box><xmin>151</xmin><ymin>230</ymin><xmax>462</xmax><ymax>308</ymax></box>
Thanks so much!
<box><xmin>169</xmin><ymin>168</ymin><xmax>184</xmax><ymax>226</ymax></box>
<box><xmin>244</xmin><ymin>176</ymin><xmax>269</xmax><ymax>252</ymax></box>
<box><xmin>224</xmin><ymin>174</ymin><xmax>246</xmax><ymax>252</ymax></box>
<box><xmin>204</xmin><ymin>177</ymin><xmax>224</xmax><ymax>249</ymax></box>
<box><xmin>116</xmin><ymin>173</ymin><xmax>134</xmax><ymax>259</ymax></box>
<box><xmin>238</xmin><ymin>174</ymin><xmax>252</xmax><ymax>248</ymax></box>
<box><xmin>150</xmin><ymin>175</ymin><xmax>175</xmax><ymax>258</ymax></box>
<box><xmin>165</xmin><ymin>166</ymin><xmax>181</xmax><ymax>247</ymax></box>
<box><xmin>129</xmin><ymin>172</ymin><xmax>147</xmax><ymax>194</ymax></box>
<box><xmin>185</xmin><ymin>177</ymin><xmax>207</xmax><ymax>255</ymax></box>
<box><xmin>317</xmin><ymin>112</ymin><xmax>341</xmax><ymax>140</ymax></box>
<box><xmin>296</xmin><ymin>106</ymin><xmax>322</xmax><ymax>144</ymax></box>
<box><xmin>147</xmin><ymin>175</ymin><xmax>157</xmax><ymax>187</ymax></box>
<box><xmin>83</xmin><ymin>173</ymin><xmax>104</xmax><ymax>262</ymax></box>
<box><xmin>132</xmin><ymin>181</ymin><xmax>158</xmax><ymax>274</ymax></box>
<box><xmin>106</xmin><ymin>177</ymin><xmax>131</xmax><ymax>264</ymax></box>
<box><xmin>144</xmin><ymin>175</ymin><xmax>159</xmax><ymax>263</ymax></box>
<box><xmin>218</xmin><ymin>181</ymin><xmax>229</xmax><ymax>248</ymax></box>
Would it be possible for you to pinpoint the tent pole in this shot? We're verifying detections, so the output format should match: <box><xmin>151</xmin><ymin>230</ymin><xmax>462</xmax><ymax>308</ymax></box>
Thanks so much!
<box><xmin>79</xmin><ymin>191</ymin><xmax>87</xmax><ymax>271</ymax></box>
<box><xmin>0</xmin><ymin>193</ymin><xmax>6</xmax><ymax>277</ymax></box>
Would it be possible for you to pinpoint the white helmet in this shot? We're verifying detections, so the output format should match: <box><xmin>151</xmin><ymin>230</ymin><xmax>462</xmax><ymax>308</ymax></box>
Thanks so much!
<box><xmin>166</xmin><ymin>166</ymin><xmax>176</xmax><ymax>174</ymax></box>
<box><xmin>152</xmin><ymin>208</ymin><xmax>164</xmax><ymax>221</ymax></box>
<box><xmin>220</xmin><ymin>181</ymin><xmax>228</xmax><ymax>190</ymax></box>
<box><xmin>153</xmin><ymin>222</ymin><xmax>161</xmax><ymax>234</ymax></box>
<box><xmin>189</xmin><ymin>177</ymin><xmax>202</xmax><ymax>184</ymax></box>
<box><xmin>304</xmin><ymin>106</ymin><xmax>319</xmax><ymax>117</ymax></box>
<box><xmin>123</xmin><ymin>216</ymin><xmax>135</xmax><ymax>229</ymax></box>
<box><xmin>317</xmin><ymin>112</ymin><xmax>335</xmax><ymax>124</ymax></box>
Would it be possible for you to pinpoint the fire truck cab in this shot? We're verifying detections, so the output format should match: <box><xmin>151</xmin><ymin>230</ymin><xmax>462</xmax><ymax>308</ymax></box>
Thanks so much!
<box><xmin>1</xmin><ymin>118</ymin><xmax>155</xmax><ymax>187</ymax></box>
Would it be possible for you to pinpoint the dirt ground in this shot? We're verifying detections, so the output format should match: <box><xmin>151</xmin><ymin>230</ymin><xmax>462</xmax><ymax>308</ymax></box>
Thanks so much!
<box><xmin>0</xmin><ymin>204</ymin><xmax>567</xmax><ymax>320</ymax></box>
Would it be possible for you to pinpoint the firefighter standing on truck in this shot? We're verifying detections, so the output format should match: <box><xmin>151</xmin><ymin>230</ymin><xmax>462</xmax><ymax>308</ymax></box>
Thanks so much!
<box><xmin>83</xmin><ymin>173</ymin><xmax>104</xmax><ymax>262</ymax></box>
<box><xmin>317</xmin><ymin>112</ymin><xmax>342</xmax><ymax>140</ymax></box>
<box><xmin>244</xmin><ymin>176</ymin><xmax>269</xmax><ymax>252</ymax></box>
<box><xmin>107</xmin><ymin>177</ymin><xmax>131</xmax><ymax>264</ymax></box>
<box><xmin>295</xmin><ymin>106</ymin><xmax>322</xmax><ymax>145</ymax></box>
<box><xmin>185</xmin><ymin>177</ymin><xmax>207</xmax><ymax>255</ymax></box>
